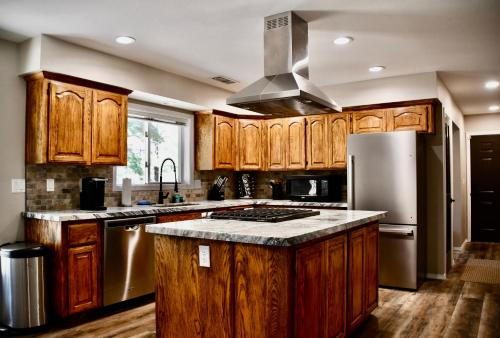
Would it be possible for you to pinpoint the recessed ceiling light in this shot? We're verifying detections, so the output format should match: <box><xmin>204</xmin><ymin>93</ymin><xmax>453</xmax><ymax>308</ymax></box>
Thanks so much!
<box><xmin>485</xmin><ymin>80</ymin><xmax>499</xmax><ymax>90</ymax></box>
<box><xmin>334</xmin><ymin>36</ymin><xmax>353</xmax><ymax>45</ymax></box>
<box><xmin>488</xmin><ymin>105</ymin><xmax>499</xmax><ymax>112</ymax></box>
<box><xmin>369</xmin><ymin>65</ymin><xmax>385</xmax><ymax>72</ymax></box>
<box><xmin>115</xmin><ymin>36</ymin><xmax>136</xmax><ymax>45</ymax></box>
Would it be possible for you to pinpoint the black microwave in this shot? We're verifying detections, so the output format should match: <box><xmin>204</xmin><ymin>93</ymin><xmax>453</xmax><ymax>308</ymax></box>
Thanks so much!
<box><xmin>285</xmin><ymin>175</ymin><xmax>342</xmax><ymax>202</ymax></box>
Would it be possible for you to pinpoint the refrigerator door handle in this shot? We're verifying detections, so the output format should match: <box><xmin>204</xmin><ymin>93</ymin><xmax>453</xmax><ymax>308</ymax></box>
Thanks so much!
<box><xmin>347</xmin><ymin>155</ymin><xmax>354</xmax><ymax>210</ymax></box>
<box><xmin>379</xmin><ymin>228</ymin><xmax>414</xmax><ymax>236</ymax></box>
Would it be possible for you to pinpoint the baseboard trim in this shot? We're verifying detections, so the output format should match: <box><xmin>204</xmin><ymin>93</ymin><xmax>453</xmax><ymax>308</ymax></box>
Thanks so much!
<box><xmin>426</xmin><ymin>273</ymin><xmax>446</xmax><ymax>280</ymax></box>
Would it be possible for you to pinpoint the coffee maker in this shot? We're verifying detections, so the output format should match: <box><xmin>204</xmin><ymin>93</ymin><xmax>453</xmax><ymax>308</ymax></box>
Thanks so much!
<box><xmin>80</xmin><ymin>177</ymin><xmax>107</xmax><ymax>210</ymax></box>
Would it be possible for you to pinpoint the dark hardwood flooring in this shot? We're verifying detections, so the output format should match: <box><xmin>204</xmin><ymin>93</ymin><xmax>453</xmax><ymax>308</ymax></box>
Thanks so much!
<box><xmin>22</xmin><ymin>242</ymin><xmax>500</xmax><ymax>338</ymax></box>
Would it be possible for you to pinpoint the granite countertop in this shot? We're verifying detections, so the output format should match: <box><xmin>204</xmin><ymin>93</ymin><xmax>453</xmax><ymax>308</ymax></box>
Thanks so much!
<box><xmin>146</xmin><ymin>210</ymin><xmax>386</xmax><ymax>247</ymax></box>
<box><xmin>23</xmin><ymin>199</ymin><xmax>348</xmax><ymax>222</ymax></box>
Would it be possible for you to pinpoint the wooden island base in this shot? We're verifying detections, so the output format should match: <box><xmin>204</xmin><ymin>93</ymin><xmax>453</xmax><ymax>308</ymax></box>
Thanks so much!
<box><xmin>154</xmin><ymin>222</ymin><xmax>379</xmax><ymax>338</ymax></box>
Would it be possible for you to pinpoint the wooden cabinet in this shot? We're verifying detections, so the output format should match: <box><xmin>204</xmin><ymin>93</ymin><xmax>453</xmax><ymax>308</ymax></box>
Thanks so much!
<box><xmin>295</xmin><ymin>235</ymin><xmax>347</xmax><ymax>338</ymax></box>
<box><xmin>48</xmin><ymin>82</ymin><xmax>92</xmax><ymax>164</ymax></box>
<box><xmin>215</xmin><ymin>115</ymin><xmax>237</xmax><ymax>169</ymax></box>
<box><xmin>25</xmin><ymin>219</ymin><xmax>101</xmax><ymax>318</ymax></box>
<box><xmin>237</xmin><ymin>119</ymin><xmax>263</xmax><ymax>170</ymax></box>
<box><xmin>306</xmin><ymin>115</ymin><xmax>329</xmax><ymax>169</ymax></box>
<box><xmin>265</xmin><ymin>119</ymin><xmax>286</xmax><ymax>170</ymax></box>
<box><xmin>387</xmin><ymin>104</ymin><xmax>433</xmax><ymax>133</ymax></box>
<box><xmin>68</xmin><ymin>244</ymin><xmax>99</xmax><ymax>314</ymax></box>
<box><xmin>24</xmin><ymin>72</ymin><xmax>131</xmax><ymax>165</ymax></box>
<box><xmin>327</xmin><ymin>113</ymin><xmax>350</xmax><ymax>169</ymax></box>
<box><xmin>352</xmin><ymin>109</ymin><xmax>387</xmax><ymax>134</ymax></box>
<box><xmin>347</xmin><ymin>223</ymin><xmax>379</xmax><ymax>333</ymax></box>
<box><xmin>91</xmin><ymin>90</ymin><xmax>127</xmax><ymax>165</ymax></box>
<box><xmin>156</xmin><ymin>212</ymin><xmax>202</xmax><ymax>223</ymax></box>
<box><xmin>285</xmin><ymin>117</ymin><xmax>306</xmax><ymax>170</ymax></box>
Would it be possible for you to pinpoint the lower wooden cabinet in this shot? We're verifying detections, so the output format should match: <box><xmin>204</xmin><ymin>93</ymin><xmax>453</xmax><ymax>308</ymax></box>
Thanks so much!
<box><xmin>68</xmin><ymin>244</ymin><xmax>99</xmax><ymax>314</ymax></box>
<box><xmin>156</xmin><ymin>212</ymin><xmax>202</xmax><ymax>223</ymax></box>
<box><xmin>295</xmin><ymin>235</ymin><xmax>347</xmax><ymax>338</ymax></box>
<box><xmin>347</xmin><ymin>223</ymin><xmax>379</xmax><ymax>334</ymax></box>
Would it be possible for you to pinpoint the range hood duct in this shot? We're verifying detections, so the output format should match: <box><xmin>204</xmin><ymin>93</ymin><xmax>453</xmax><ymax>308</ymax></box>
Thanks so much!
<box><xmin>227</xmin><ymin>11</ymin><xmax>341</xmax><ymax>116</ymax></box>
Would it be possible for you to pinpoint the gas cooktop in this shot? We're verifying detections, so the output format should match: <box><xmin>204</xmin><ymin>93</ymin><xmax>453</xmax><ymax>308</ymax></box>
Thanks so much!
<box><xmin>209</xmin><ymin>208</ymin><xmax>320</xmax><ymax>223</ymax></box>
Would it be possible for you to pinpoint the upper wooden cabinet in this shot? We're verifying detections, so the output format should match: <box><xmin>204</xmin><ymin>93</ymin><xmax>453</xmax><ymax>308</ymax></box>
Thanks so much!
<box><xmin>352</xmin><ymin>110</ymin><xmax>387</xmax><ymax>134</ymax></box>
<box><xmin>265</xmin><ymin>119</ymin><xmax>286</xmax><ymax>170</ymax></box>
<box><xmin>285</xmin><ymin>117</ymin><xmax>306</xmax><ymax>170</ymax></box>
<box><xmin>48</xmin><ymin>82</ymin><xmax>92</xmax><ymax>164</ymax></box>
<box><xmin>306</xmin><ymin>115</ymin><xmax>329</xmax><ymax>170</ymax></box>
<box><xmin>327</xmin><ymin>113</ymin><xmax>350</xmax><ymax>169</ymax></box>
<box><xmin>387</xmin><ymin>104</ymin><xmax>434</xmax><ymax>133</ymax></box>
<box><xmin>91</xmin><ymin>90</ymin><xmax>127</xmax><ymax>165</ymax></box>
<box><xmin>237</xmin><ymin>119</ymin><xmax>263</xmax><ymax>170</ymax></box>
<box><xmin>24</xmin><ymin>72</ymin><xmax>131</xmax><ymax>165</ymax></box>
<box><xmin>195</xmin><ymin>113</ymin><xmax>236</xmax><ymax>170</ymax></box>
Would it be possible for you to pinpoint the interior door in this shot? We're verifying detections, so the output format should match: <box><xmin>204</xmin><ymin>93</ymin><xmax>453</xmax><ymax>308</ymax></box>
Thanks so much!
<box><xmin>445</xmin><ymin>121</ymin><xmax>452</xmax><ymax>270</ymax></box>
<box><xmin>471</xmin><ymin>134</ymin><xmax>500</xmax><ymax>243</ymax></box>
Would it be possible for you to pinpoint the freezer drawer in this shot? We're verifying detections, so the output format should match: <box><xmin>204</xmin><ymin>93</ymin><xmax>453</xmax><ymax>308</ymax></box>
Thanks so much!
<box><xmin>379</xmin><ymin>224</ymin><xmax>418</xmax><ymax>290</ymax></box>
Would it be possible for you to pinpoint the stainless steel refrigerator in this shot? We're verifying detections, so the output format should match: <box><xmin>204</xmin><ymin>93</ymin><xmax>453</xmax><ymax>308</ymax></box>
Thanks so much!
<box><xmin>347</xmin><ymin>130</ymin><xmax>426</xmax><ymax>290</ymax></box>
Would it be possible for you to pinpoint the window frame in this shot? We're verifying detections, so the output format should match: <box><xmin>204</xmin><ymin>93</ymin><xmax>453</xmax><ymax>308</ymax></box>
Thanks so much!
<box><xmin>113</xmin><ymin>102</ymin><xmax>195</xmax><ymax>192</ymax></box>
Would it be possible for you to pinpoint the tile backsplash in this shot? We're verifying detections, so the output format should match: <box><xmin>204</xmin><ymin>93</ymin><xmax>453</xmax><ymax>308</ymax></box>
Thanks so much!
<box><xmin>25</xmin><ymin>165</ymin><xmax>346</xmax><ymax>211</ymax></box>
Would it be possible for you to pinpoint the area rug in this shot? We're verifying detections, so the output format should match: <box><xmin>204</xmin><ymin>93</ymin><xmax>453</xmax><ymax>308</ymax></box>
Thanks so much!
<box><xmin>461</xmin><ymin>258</ymin><xmax>500</xmax><ymax>284</ymax></box>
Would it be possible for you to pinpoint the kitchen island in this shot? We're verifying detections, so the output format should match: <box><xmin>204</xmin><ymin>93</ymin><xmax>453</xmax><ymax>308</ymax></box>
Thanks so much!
<box><xmin>146</xmin><ymin>209</ymin><xmax>386</xmax><ymax>338</ymax></box>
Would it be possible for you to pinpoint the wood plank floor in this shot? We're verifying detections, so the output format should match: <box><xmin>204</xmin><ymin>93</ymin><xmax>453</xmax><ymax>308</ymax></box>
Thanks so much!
<box><xmin>23</xmin><ymin>242</ymin><xmax>500</xmax><ymax>338</ymax></box>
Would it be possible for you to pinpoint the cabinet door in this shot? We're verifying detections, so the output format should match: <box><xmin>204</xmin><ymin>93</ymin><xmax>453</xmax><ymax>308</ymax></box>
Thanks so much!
<box><xmin>295</xmin><ymin>242</ymin><xmax>325</xmax><ymax>338</ymax></box>
<box><xmin>237</xmin><ymin>119</ymin><xmax>263</xmax><ymax>170</ymax></box>
<box><xmin>327</xmin><ymin>113</ymin><xmax>350</xmax><ymax>169</ymax></box>
<box><xmin>285</xmin><ymin>117</ymin><xmax>306</xmax><ymax>170</ymax></box>
<box><xmin>92</xmin><ymin>90</ymin><xmax>127</xmax><ymax>165</ymax></box>
<box><xmin>387</xmin><ymin>105</ymin><xmax>430</xmax><ymax>133</ymax></box>
<box><xmin>365</xmin><ymin>224</ymin><xmax>379</xmax><ymax>313</ymax></box>
<box><xmin>68</xmin><ymin>244</ymin><xmax>99</xmax><ymax>314</ymax></box>
<box><xmin>352</xmin><ymin>110</ymin><xmax>387</xmax><ymax>134</ymax></box>
<box><xmin>347</xmin><ymin>228</ymin><xmax>365</xmax><ymax>332</ymax></box>
<box><xmin>214</xmin><ymin>115</ymin><xmax>236</xmax><ymax>169</ymax></box>
<box><xmin>326</xmin><ymin>235</ymin><xmax>347</xmax><ymax>338</ymax></box>
<box><xmin>306</xmin><ymin>115</ymin><xmax>329</xmax><ymax>169</ymax></box>
<box><xmin>266</xmin><ymin>119</ymin><xmax>286</xmax><ymax>170</ymax></box>
<box><xmin>48</xmin><ymin>82</ymin><xmax>92</xmax><ymax>164</ymax></box>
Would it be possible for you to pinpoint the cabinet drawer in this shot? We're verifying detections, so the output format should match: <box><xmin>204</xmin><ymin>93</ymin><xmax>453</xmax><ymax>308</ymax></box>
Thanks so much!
<box><xmin>68</xmin><ymin>222</ymin><xmax>99</xmax><ymax>246</ymax></box>
<box><xmin>157</xmin><ymin>212</ymin><xmax>202</xmax><ymax>223</ymax></box>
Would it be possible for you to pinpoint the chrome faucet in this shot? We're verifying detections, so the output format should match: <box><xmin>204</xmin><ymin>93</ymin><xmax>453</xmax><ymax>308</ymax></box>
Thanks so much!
<box><xmin>158</xmin><ymin>158</ymin><xmax>179</xmax><ymax>204</ymax></box>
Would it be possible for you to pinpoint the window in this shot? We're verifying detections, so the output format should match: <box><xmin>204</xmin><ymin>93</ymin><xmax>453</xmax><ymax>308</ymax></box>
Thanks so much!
<box><xmin>114</xmin><ymin>103</ymin><xmax>194</xmax><ymax>190</ymax></box>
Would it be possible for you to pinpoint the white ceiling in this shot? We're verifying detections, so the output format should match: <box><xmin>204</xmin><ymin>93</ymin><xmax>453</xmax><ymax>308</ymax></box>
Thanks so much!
<box><xmin>0</xmin><ymin>0</ymin><xmax>499</xmax><ymax>115</ymax></box>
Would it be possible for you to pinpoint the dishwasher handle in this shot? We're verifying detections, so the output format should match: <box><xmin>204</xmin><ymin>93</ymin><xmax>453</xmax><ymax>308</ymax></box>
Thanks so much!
<box><xmin>379</xmin><ymin>228</ymin><xmax>414</xmax><ymax>236</ymax></box>
<box><xmin>104</xmin><ymin>216</ymin><xmax>156</xmax><ymax>228</ymax></box>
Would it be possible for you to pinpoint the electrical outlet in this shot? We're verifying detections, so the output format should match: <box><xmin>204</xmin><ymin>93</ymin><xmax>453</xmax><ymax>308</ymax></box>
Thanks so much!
<box><xmin>46</xmin><ymin>179</ymin><xmax>55</xmax><ymax>192</ymax></box>
<box><xmin>11</xmin><ymin>179</ymin><xmax>25</xmax><ymax>193</ymax></box>
<box><xmin>199</xmin><ymin>245</ymin><xmax>210</xmax><ymax>267</ymax></box>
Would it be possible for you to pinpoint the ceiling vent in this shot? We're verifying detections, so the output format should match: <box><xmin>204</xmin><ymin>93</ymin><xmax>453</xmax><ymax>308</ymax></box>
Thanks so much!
<box><xmin>211</xmin><ymin>76</ymin><xmax>239</xmax><ymax>85</ymax></box>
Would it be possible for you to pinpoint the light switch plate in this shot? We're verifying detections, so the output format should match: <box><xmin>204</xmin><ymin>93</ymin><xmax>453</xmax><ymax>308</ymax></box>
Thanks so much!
<box><xmin>199</xmin><ymin>245</ymin><xmax>210</xmax><ymax>267</ymax></box>
<box><xmin>11</xmin><ymin>179</ymin><xmax>25</xmax><ymax>193</ymax></box>
<box><xmin>46</xmin><ymin>179</ymin><xmax>55</xmax><ymax>192</ymax></box>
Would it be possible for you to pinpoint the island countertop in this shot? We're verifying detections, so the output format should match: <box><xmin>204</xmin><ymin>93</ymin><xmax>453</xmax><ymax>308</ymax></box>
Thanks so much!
<box><xmin>146</xmin><ymin>209</ymin><xmax>386</xmax><ymax>246</ymax></box>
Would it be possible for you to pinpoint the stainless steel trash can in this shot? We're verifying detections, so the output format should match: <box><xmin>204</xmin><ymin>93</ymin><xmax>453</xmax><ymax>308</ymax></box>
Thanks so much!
<box><xmin>0</xmin><ymin>243</ymin><xmax>48</xmax><ymax>329</ymax></box>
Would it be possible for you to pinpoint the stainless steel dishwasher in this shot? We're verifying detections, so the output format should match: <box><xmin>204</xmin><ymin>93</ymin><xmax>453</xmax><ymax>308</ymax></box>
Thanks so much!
<box><xmin>103</xmin><ymin>216</ymin><xmax>156</xmax><ymax>306</ymax></box>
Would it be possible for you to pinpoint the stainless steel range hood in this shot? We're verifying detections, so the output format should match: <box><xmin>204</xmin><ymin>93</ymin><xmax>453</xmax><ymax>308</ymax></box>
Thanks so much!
<box><xmin>227</xmin><ymin>11</ymin><xmax>341</xmax><ymax>116</ymax></box>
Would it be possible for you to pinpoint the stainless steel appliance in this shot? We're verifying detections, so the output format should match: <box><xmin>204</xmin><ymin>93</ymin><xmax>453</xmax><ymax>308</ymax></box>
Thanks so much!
<box><xmin>226</xmin><ymin>11</ymin><xmax>341</xmax><ymax>116</ymax></box>
<box><xmin>347</xmin><ymin>131</ymin><xmax>426</xmax><ymax>290</ymax></box>
<box><xmin>0</xmin><ymin>243</ymin><xmax>48</xmax><ymax>329</ymax></box>
<box><xmin>210</xmin><ymin>208</ymin><xmax>320</xmax><ymax>222</ymax></box>
<box><xmin>80</xmin><ymin>177</ymin><xmax>107</xmax><ymax>211</ymax></box>
<box><xmin>103</xmin><ymin>216</ymin><xmax>156</xmax><ymax>306</ymax></box>
<box><xmin>286</xmin><ymin>175</ymin><xmax>343</xmax><ymax>202</ymax></box>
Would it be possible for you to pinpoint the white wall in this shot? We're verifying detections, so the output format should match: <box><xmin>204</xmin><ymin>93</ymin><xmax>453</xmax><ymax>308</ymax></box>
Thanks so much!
<box><xmin>464</xmin><ymin>113</ymin><xmax>500</xmax><ymax>132</ymax></box>
<box><xmin>322</xmin><ymin>72</ymin><xmax>438</xmax><ymax>107</ymax></box>
<box><xmin>0</xmin><ymin>39</ymin><xmax>26</xmax><ymax>244</ymax></box>
<box><xmin>20</xmin><ymin>35</ymin><xmax>250</xmax><ymax>115</ymax></box>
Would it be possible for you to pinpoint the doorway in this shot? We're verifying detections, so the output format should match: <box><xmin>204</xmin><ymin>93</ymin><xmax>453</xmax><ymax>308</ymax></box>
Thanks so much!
<box><xmin>470</xmin><ymin>134</ymin><xmax>500</xmax><ymax>243</ymax></box>
<box><xmin>444</xmin><ymin>120</ymin><xmax>452</xmax><ymax>271</ymax></box>
<box><xmin>451</xmin><ymin>123</ymin><xmax>463</xmax><ymax>248</ymax></box>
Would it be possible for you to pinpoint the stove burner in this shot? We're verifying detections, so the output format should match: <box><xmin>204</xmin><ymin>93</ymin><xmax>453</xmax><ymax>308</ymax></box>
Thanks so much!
<box><xmin>210</xmin><ymin>208</ymin><xmax>320</xmax><ymax>222</ymax></box>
